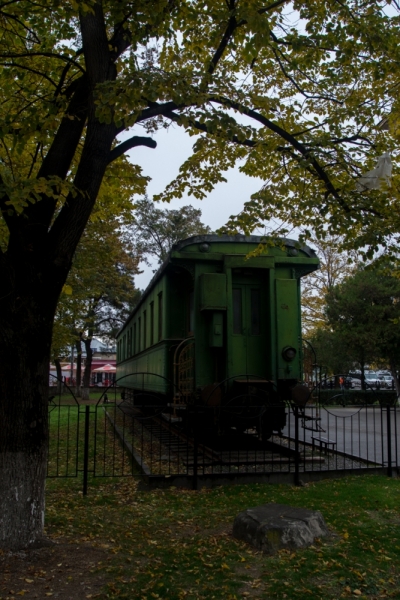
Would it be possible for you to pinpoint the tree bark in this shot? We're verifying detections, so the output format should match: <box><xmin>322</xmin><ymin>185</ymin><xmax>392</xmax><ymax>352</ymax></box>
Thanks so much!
<box><xmin>0</xmin><ymin>116</ymin><xmax>115</xmax><ymax>549</ymax></box>
<box><xmin>0</xmin><ymin>279</ymin><xmax>56</xmax><ymax>549</ymax></box>
<box><xmin>82</xmin><ymin>336</ymin><xmax>93</xmax><ymax>401</ymax></box>
<box><xmin>75</xmin><ymin>338</ymin><xmax>82</xmax><ymax>397</ymax></box>
<box><xmin>54</xmin><ymin>358</ymin><xmax>63</xmax><ymax>394</ymax></box>
<box><xmin>389</xmin><ymin>358</ymin><xmax>400</xmax><ymax>400</ymax></box>
<box><xmin>0</xmin><ymin>0</ymin><xmax>132</xmax><ymax>551</ymax></box>
<box><xmin>360</xmin><ymin>362</ymin><xmax>366</xmax><ymax>391</ymax></box>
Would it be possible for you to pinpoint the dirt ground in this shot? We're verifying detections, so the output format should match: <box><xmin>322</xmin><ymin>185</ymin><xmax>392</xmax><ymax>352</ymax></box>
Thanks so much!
<box><xmin>0</xmin><ymin>540</ymin><xmax>108</xmax><ymax>600</ymax></box>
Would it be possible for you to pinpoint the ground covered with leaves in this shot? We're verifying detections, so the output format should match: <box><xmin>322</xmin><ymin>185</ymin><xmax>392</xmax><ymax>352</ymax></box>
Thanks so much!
<box><xmin>1</xmin><ymin>475</ymin><xmax>400</xmax><ymax>599</ymax></box>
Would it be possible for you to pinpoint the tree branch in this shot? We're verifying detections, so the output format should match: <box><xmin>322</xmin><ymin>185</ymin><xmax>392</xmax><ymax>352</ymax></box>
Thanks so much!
<box><xmin>14</xmin><ymin>74</ymin><xmax>89</xmax><ymax>232</ymax></box>
<box><xmin>206</xmin><ymin>0</ymin><xmax>288</xmax><ymax>78</ymax></box>
<box><xmin>0</xmin><ymin>61</ymin><xmax>58</xmax><ymax>87</ymax></box>
<box><xmin>0</xmin><ymin>52</ymin><xmax>86</xmax><ymax>74</ymax></box>
<box><xmin>108</xmin><ymin>136</ymin><xmax>157</xmax><ymax>163</ymax></box>
<box><xmin>79</xmin><ymin>2</ymin><xmax>111</xmax><ymax>85</ymax></box>
<box><xmin>165</xmin><ymin>110</ymin><xmax>257</xmax><ymax>147</ymax></box>
<box><xmin>268</xmin><ymin>45</ymin><xmax>344</xmax><ymax>105</ymax></box>
<box><xmin>258</xmin><ymin>0</ymin><xmax>288</xmax><ymax>14</ymax></box>
<box><xmin>0</xmin><ymin>9</ymin><xmax>41</xmax><ymax>44</ymax></box>
<box><xmin>207</xmin><ymin>9</ymin><xmax>239</xmax><ymax>76</ymax></box>
<box><xmin>208</xmin><ymin>95</ymin><xmax>350</xmax><ymax>209</ymax></box>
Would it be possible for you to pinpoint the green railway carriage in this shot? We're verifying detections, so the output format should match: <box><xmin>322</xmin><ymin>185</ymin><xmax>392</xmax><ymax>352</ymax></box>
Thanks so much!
<box><xmin>117</xmin><ymin>235</ymin><xmax>319</xmax><ymax>438</ymax></box>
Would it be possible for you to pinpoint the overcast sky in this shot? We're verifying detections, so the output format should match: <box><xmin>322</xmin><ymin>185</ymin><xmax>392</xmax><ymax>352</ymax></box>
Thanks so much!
<box><xmin>125</xmin><ymin>124</ymin><xmax>265</xmax><ymax>288</ymax></box>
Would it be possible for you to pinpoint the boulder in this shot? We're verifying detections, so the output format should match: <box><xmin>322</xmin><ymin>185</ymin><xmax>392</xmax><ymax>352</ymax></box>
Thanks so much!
<box><xmin>233</xmin><ymin>503</ymin><xmax>330</xmax><ymax>554</ymax></box>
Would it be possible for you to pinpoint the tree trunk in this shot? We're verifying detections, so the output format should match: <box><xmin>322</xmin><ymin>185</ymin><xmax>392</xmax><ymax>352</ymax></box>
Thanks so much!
<box><xmin>0</xmin><ymin>5</ymin><xmax>119</xmax><ymax>549</ymax></box>
<box><xmin>360</xmin><ymin>362</ymin><xmax>366</xmax><ymax>391</ymax></box>
<box><xmin>75</xmin><ymin>338</ymin><xmax>82</xmax><ymax>397</ymax></box>
<box><xmin>82</xmin><ymin>336</ymin><xmax>93</xmax><ymax>401</ymax></box>
<box><xmin>54</xmin><ymin>358</ymin><xmax>63</xmax><ymax>394</ymax></box>
<box><xmin>389</xmin><ymin>358</ymin><xmax>400</xmax><ymax>400</ymax></box>
<box><xmin>0</xmin><ymin>295</ymin><xmax>54</xmax><ymax>550</ymax></box>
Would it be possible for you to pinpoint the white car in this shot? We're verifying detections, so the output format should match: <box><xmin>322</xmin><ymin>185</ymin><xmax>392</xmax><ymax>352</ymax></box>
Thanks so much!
<box><xmin>381</xmin><ymin>375</ymin><xmax>394</xmax><ymax>389</ymax></box>
<box><xmin>364</xmin><ymin>374</ymin><xmax>382</xmax><ymax>388</ymax></box>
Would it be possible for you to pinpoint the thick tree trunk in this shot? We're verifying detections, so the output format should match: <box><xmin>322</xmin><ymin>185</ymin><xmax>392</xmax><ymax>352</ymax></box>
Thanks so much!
<box><xmin>0</xmin><ymin>3</ymin><xmax>120</xmax><ymax>550</ymax></box>
<box><xmin>0</xmin><ymin>297</ymin><xmax>54</xmax><ymax>550</ymax></box>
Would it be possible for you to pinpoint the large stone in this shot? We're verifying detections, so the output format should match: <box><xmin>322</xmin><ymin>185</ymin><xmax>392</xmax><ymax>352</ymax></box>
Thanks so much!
<box><xmin>233</xmin><ymin>503</ymin><xmax>330</xmax><ymax>554</ymax></box>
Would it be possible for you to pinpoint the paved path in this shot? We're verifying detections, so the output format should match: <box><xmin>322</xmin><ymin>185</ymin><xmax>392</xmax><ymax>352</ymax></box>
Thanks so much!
<box><xmin>284</xmin><ymin>406</ymin><xmax>400</xmax><ymax>466</ymax></box>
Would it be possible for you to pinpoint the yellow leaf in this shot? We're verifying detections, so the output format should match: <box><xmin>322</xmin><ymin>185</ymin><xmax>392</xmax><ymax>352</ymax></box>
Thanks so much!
<box><xmin>343</xmin><ymin>532</ymin><xmax>349</xmax><ymax>539</ymax></box>
<box><xmin>24</xmin><ymin>579</ymin><xmax>34</xmax><ymax>584</ymax></box>
<box><xmin>353</xmin><ymin>591</ymin><xmax>362</xmax><ymax>596</ymax></box>
<box><xmin>62</xmin><ymin>284</ymin><xmax>72</xmax><ymax>295</ymax></box>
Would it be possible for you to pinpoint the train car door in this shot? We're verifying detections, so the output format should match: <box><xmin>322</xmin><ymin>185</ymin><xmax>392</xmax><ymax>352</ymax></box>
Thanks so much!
<box><xmin>231</xmin><ymin>280</ymin><xmax>266</xmax><ymax>377</ymax></box>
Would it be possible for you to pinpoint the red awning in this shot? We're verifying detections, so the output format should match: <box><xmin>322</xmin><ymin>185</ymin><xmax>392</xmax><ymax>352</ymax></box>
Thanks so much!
<box><xmin>92</xmin><ymin>364</ymin><xmax>117</xmax><ymax>373</ymax></box>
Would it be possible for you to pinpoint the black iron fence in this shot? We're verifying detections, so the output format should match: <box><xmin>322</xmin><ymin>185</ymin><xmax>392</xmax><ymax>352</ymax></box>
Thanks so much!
<box><xmin>47</xmin><ymin>374</ymin><xmax>400</xmax><ymax>493</ymax></box>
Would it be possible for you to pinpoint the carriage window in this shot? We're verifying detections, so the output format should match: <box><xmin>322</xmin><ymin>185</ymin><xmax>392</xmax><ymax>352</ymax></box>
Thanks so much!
<box><xmin>138</xmin><ymin>317</ymin><xmax>141</xmax><ymax>352</ymax></box>
<box><xmin>143</xmin><ymin>310</ymin><xmax>147</xmax><ymax>349</ymax></box>
<box><xmin>150</xmin><ymin>301</ymin><xmax>154</xmax><ymax>346</ymax></box>
<box><xmin>158</xmin><ymin>293</ymin><xmax>163</xmax><ymax>341</ymax></box>
<box><xmin>127</xmin><ymin>328</ymin><xmax>131</xmax><ymax>356</ymax></box>
<box><xmin>233</xmin><ymin>288</ymin><xmax>242</xmax><ymax>334</ymax></box>
<box><xmin>133</xmin><ymin>322</ymin><xmax>136</xmax><ymax>355</ymax></box>
<box><xmin>189</xmin><ymin>291</ymin><xmax>194</xmax><ymax>334</ymax></box>
<box><xmin>250</xmin><ymin>289</ymin><xmax>261</xmax><ymax>335</ymax></box>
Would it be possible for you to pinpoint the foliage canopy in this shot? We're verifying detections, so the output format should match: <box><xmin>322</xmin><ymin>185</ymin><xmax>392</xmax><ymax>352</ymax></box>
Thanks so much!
<box><xmin>301</xmin><ymin>236</ymin><xmax>358</xmax><ymax>334</ymax></box>
<box><xmin>325</xmin><ymin>266</ymin><xmax>400</xmax><ymax>390</ymax></box>
<box><xmin>132</xmin><ymin>197</ymin><xmax>212</xmax><ymax>265</ymax></box>
<box><xmin>0</xmin><ymin>0</ymin><xmax>399</xmax><ymax>259</ymax></box>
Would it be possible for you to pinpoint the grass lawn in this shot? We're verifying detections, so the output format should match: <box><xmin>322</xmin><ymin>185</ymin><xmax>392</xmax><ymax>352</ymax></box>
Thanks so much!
<box><xmin>50</xmin><ymin>389</ymin><xmax>122</xmax><ymax>405</ymax></box>
<box><xmin>42</xmin><ymin>474</ymin><xmax>400</xmax><ymax>599</ymax></box>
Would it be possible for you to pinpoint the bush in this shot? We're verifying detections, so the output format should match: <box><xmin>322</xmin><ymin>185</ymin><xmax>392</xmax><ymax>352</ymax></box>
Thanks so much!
<box><xmin>314</xmin><ymin>389</ymin><xmax>397</xmax><ymax>406</ymax></box>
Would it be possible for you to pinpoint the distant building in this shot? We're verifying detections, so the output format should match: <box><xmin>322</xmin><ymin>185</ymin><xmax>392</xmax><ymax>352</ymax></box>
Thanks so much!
<box><xmin>50</xmin><ymin>338</ymin><xmax>117</xmax><ymax>387</ymax></box>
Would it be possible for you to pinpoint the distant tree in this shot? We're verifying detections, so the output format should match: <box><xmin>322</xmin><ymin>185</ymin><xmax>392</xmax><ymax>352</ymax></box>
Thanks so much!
<box><xmin>132</xmin><ymin>198</ymin><xmax>212</xmax><ymax>265</ymax></box>
<box><xmin>53</xmin><ymin>203</ymin><xmax>140</xmax><ymax>399</ymax></box>
<box><xmin>301</xmin><ymin>236</ymin><xmax>358</xmax><ymax>334</ymax></box>
<box><xmin>308</xmin><ymin>328</ymin><xmax>355</xmax><ymax>378</ymax></box>
<box><xmin>325</xmin><ymin>267</ymin><xmax>400</xmax><ymax>394</ymax></box>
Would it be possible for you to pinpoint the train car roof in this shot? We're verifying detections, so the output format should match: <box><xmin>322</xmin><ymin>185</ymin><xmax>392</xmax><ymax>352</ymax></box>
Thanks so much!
<box><xmin>171</xmin><ymin>234</ymin><xmax>317</xmax><ymax>257</ymax></box>
<box><xmin>117</xmin><ymin>235</ymin><xmax>318</xmax><ymax>336</ymax></box>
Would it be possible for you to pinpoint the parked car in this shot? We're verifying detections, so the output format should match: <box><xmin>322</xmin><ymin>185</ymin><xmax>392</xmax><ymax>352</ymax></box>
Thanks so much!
<box><xmin>364</xmin><ymin>373</ymin><xmax>382</xmax><ymax>388</ymax></box>
<box><xmin>348</xmin><ymin>375</ymin><xmax>362</xmax><ymax>388</ymax></box>
<box><xmin>381</xmin><ymin>375</ymin><xmax>394</xmax><ymax>389</ymax></box>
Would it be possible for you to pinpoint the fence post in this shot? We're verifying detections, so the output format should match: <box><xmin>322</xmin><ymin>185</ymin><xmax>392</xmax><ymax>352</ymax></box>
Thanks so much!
<box><xmin>83</xmin><ymin>405</ymin><xmax>90</xmax><ymax>495</ymax></box>
<box><xmin>387</xmin><ymin>404</ymin><xmax>393</xmax><ymax>478</ymax></box>
<box><xmin>294</xmin><ymin>405</ymin><xmax>300</xmax><ymax>486</ymax></box>
<box><xmin>192</xmin><ymin>405</ymin><xmax>198</xmax><ymax>491</ymax></box>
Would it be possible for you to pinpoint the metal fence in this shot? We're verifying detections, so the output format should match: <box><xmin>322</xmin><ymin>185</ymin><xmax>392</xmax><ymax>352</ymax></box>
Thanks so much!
<box><xmin>47</xmin><ymin>375</ymin><xmax>400</xmax><ymax>493</ymax></box>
